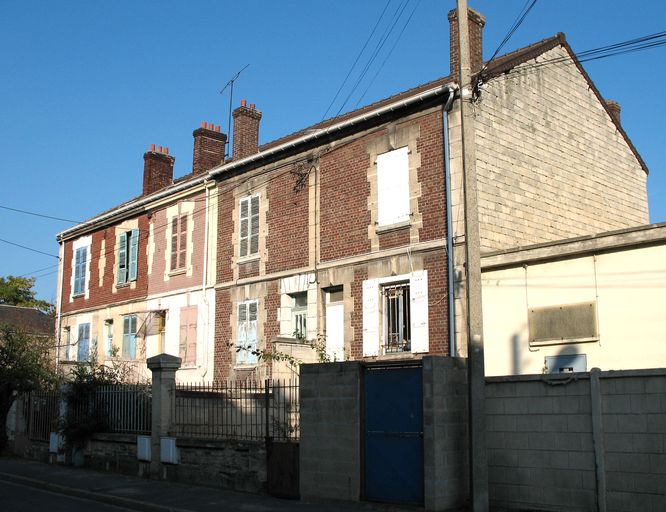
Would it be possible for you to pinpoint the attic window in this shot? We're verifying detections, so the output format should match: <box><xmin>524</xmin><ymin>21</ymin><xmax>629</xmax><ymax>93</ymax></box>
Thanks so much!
<box><xmin>528</xmin><ymin>301</ymin><xmax>599</xmax><ymax>346</ymax></box>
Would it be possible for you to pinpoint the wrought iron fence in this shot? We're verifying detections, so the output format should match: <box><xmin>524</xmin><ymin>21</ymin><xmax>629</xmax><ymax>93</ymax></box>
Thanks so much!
<box><xmin>27</xmin><ymin>389</ymin><xmax>61</xmax><ymax>441</ymax></box>
<box><xmin>171</xmin><ymin>379</ymin><xmax>299</xmax><ymax>441</ymax></box>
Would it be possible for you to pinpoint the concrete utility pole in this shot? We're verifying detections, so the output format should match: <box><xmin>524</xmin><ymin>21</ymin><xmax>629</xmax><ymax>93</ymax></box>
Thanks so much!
<box><xmin>456</xmin><ymin>0</ymin><xmax>489</xmax><ymax>510</ymax></box>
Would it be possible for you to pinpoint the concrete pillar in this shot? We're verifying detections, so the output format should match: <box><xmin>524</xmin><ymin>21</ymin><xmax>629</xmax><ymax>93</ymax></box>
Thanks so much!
<box><xmin>147</xmin><ymin>353</ymin><xmax>181</xmax><ymax>475</ymax></box>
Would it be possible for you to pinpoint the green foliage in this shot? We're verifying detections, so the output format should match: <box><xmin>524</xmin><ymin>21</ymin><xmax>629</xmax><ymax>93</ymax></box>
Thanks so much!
<box><xmin>0</xmin><ymin>323</ymin><xmax>57</xmax><ymax>451</ymax></box>
<box><xmin>0</xmin><ymin>275</ymin><xmax>54</xmax><ymax>314</ymax></box>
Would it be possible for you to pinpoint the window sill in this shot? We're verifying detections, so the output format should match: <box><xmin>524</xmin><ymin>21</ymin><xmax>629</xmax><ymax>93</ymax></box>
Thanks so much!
<box><xmin>376</xmin><ymin>220</ymin><xmax>411</xmax><ymax>234</ymax></box>
<box><xmin>116</xmin><ymin>282</ymin><xmax>132</xmax><ymax>289</ymax></box>
<box><xmin>168</xmin><ymin>268</ymin><xmax>186</xmax><ymax>277</ymax></box>
<box><xmin>529</xmin><ymin>337</ymin><xmax>599</xmax><ymax>347</ymax></box>
<box><xmin>237</xmin><ymin>255</ymin><xmax>260</xmax><ymax>264</ymax></box>
<box><xmin>71</xmin><ymin>293</ymin><xmax>85</xmax><ymax>299</ymax></box>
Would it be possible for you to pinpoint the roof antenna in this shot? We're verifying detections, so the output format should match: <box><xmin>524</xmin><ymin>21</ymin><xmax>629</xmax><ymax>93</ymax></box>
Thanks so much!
<box><xmin>220</xmin><ymin>64</ymin><xmax>250</xmax><ymax>158</ymax></box>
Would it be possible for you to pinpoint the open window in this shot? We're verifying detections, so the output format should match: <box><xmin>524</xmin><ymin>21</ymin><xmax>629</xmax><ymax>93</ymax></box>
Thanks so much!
<box><xmin>382</xmin><ymin>282</ymin><xmax>411</xmax><ymax>353</ymax></box>
<box><xmin>117</xmin><ymin>229</ymin><xmax>139</xmax><ymax>285</ymax></box>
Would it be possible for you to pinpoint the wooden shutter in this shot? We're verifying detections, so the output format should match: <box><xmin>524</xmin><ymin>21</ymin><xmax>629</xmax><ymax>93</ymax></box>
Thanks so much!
<box><xmin>409</xmin><ymin>270</ymin><xmax>429</xmax><ymax>353</ymax></box>
<box><xmin>123</xmin><ymin>316</ymin><xmax>137</xmax><ymax>359</ymax></box>
<box><xmin>247</xmin><ymin>301</ymin><xmax>258</xmax><ymax>364</ymax></box>
<box><xmin>179</xmin><ymin>306</ymin><xmax>197</xmax><ymax>365</ymax></box>
<box><xmin>178</xmin><ymin>215</ymin><xmax>187</xmax><ymax>269</ymax></box>
<box><xmin>128</xmin><ymin>229</ymin><xmax>139</xmax><ymax>281</ymax></box>
<box><xmin>362</xmin><ymin>279</ymin><xmax>380</xmax><ymax>356</ymax></box>
<box><xmin>77</xmin><ymin>323</ymin><xmax>90</xmax><ymax>361</ymax></box>
<box><xmin>239</xmin><ymin>198</ymin><xmax>249</xmax><ymax>257</ymax></box>
<box><xmin>250</xmin><ymin>196</ymin><xmax>259</xmax><ymax>255</ymax></box>
<box><xmin>117</xmin><ymin>233</ymin><xmax>128</xmax><ymax>284</ymax></box>
<box><xmin>74</xmin><ymin>247</ymin><xmax>87</xmax><ymax>295</ymax></box>
<box><xmin>236</xmin><ymin>303</ymin><xmax>248</xmax><ymax>364</ymax></box>
<box><xmin>325</xmin><ymin>302</ymin><xmax>344</xmax><ymax>361</ymax></box>
<box><xmin>377</xmin><ymin>147</ymin><xmax>409</xmax><ymax>226</ymax></box>
<box><xmin>170</xmin><ymin>217</ymin><xmax>179</xmax><ymax>271</ymax></box>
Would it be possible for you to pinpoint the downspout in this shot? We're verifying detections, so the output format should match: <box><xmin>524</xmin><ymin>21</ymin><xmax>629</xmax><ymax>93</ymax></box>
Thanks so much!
<box><xmin>442</xmin><ymin>87</ymin><xmax>457</xmax><ymax>357</ymax></box>
<box><xmin>201</xmin><ymin>180</ymin><xmax>211</xmax><ymax>380</ymax></box>
<box><xmin>55</xmin><ymin>241</ymin><xmax>65</xmax><ymax>373</ymax></box>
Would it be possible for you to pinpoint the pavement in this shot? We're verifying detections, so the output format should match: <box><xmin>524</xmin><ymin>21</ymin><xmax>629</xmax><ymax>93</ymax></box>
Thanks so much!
<box><xmin>0</xmin><ymin>456</ymin><xmax>419</xmax><ymax>512</ymax></box>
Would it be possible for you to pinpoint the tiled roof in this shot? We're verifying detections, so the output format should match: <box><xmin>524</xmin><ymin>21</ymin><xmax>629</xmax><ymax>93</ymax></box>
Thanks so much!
<box><xmin>0</xmin><ymin>305</ymin><xmax>54</xmax><ymax>337</ymax></box>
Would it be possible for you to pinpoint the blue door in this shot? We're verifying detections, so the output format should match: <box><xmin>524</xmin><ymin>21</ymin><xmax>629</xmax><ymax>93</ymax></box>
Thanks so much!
<box><xmin>363</xmin><ymin>365</ymin><xmax>423</xmax><ymax>505</ymax></box>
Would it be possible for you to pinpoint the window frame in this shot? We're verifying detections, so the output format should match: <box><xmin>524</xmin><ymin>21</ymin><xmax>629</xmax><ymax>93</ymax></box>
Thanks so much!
<box><xmin>236</xmin><ymin>300</ymin><xmax>258</xmax><ymax>366</ymax></box>
<box><xmin>170</xmin><ymin>213</ymin><xmax>188</xmax><ymax>272</ymax></box>
<box><xmin>291</xmin><ymin>292</ymin><xmax>307</xmax><ymax>341</ymax></box>
<box><xmin>381</xmin><ymin>281</ymin><xmax>411</xmax><ymax>354</ymax></box>
<box><xmin>76</xmin><ymin>323</ymin><xmax>90</xmax><ymax>362</ymax></box>
<box><xmin>122</xmin><ymin>315</ymin><xmax>138</xmax><ymax>359</ymax></box>
<box><xmin>117</xmin><ymin>229</ymin><xmax>139</xmax><ymax>285</ymax></box>
<box><xmin>73</xmin><ymin>246</ymin><xmax>88</xmax><ymax>296</ymax></box>
<box><xmin>239</xmin><ymin>195</ymin><xmax>260</xmax><ymax>259</ymax></box>
<box><xmin>104</xmin><ymin>319</ymin><xmax>114</xmax><ymax>357</ymax></box>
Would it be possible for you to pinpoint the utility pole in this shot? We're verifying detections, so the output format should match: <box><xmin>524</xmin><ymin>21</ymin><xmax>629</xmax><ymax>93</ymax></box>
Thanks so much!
<box><xmin>456</xmin><ymin>0</ymin><xmax>488</xmax><ymax>510</ymax></box>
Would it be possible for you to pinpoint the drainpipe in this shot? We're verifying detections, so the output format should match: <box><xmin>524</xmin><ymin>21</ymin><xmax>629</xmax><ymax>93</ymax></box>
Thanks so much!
<box><xmin>442</xmin><ymin>87</ymin><xmax>457</xmax><ymax>357</ymax></box>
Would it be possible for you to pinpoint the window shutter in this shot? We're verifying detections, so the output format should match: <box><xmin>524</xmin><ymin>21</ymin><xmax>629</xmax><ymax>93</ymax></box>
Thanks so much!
<box><xmin>179</xmin><ymin>310</ymin><xmax>188</xmax><ymax>362</ymax></box>
<box><xmin>247</xmin><ymin>302</ymin><xmax>258</xmax><ymax>364</ymax></box>
<box><xmin>178</xmin><ymin>215</ymin><xmax>187</xmax><ymax>269</ymax></box>
<box><xmin>77</xmin><ymin>323</ymin><xmax>90</xmax><ymax>361</ymax></box>
<box><xmin>187</xmin><ymin>313</ymin><xmax>197</xmax><ymax>365</ymax></box>
<box><xmin>362</xmin><ymin>279</ymin><xmax>380</xmax><ymax>356</ymax></box>
<box><xmin>239</xmin><ymin>199</ymin><xmax>249</xmax><ymax>257</ymax></box>
<box><xmin>377</xmin><ymin>147</ymin><xmax>410</xmax><ymax>226</ymax></box>
<box><xmin>409</xmin><ymin>270</ymin><xmax>429</xmax><ymax>353</ymax></box>
<box><xmin>250</xmin><ymin>195</ymin><xmax>260</xmax><ymax>255</ymax></box>
<box><xmin>170</xmin><ymin>218</ymin><xmax>179</xmax><ymax>271</ymax></box>
<box><xmin>123</xmin><ymin>316</ymin><xmax>131</xmax><ymax>358</ymax></box>
<box><xmin>117</xmin><ymin>233</ymin><xmax>128</xmax><ymax>284</ymax></box>
<box><xmin>236</xmin><ymin>303</ymin><xmax>248</xmax><ymax>364</ymax></box>
<box><xmin>325</xmin><ymin>302</ymin><xmax>344</xmax><ymax>361</ymax></box>
<box><xmin>74</xmin><ymin>247</ymin><xmax>87</xmax><ymax>295</ymax></box>
<box><xmin>129</xmin><ymin>316</ymin><xmax>137</xmax><ymax>359</ymax></box>
<box><xmin>128</xmin><ymin>229</ymin><xmax>139</xmax><ymax>281</ymax></box>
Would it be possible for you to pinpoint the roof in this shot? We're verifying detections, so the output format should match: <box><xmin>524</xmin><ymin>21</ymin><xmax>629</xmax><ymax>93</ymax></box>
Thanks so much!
<box><xmin>0</xmin><ymin>305</ymin><xmax>55</xmax><ymax>337</ymax></box>
<box><xmin>57</xmin><ymin>32</ymin><xmax>648</xmax><ymax>240</ymax></box>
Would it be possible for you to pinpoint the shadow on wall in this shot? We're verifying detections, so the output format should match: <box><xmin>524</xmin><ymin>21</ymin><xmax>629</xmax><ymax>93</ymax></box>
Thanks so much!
<box><xmin>510</xmin><ymin>332</ymin><xmax>585</xmax><ymax>375</ymax></box>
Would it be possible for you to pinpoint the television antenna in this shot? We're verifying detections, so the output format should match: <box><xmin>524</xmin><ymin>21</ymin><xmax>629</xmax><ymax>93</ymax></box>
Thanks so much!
<box><xmin>220</xmin><ymin>64</ymin><xmax>250</xmax><ymax>158</ymax></box>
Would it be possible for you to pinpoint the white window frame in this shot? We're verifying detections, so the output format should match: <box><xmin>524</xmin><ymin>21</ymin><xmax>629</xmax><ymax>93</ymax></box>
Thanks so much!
<box><xmin>71</xmin><ymin>236</ymin><xmax>91</xmax><ymax>299</ymax></box>
<box><xmin>239</xmin><ymin>195</ymin><xmax>260</xmax><ymax>259</ymax></box>
<box><xmin>291</xmin><ymin>292</ymin><xmax>307</xmax><ymax>341</ymax></box>
<box><xmin>117</xmin><ymin>229</ymin><xmax>139</xmax><ymax>285</ymax></box>
<box><xmin>376</xmin><ymin>146</ymin><xmax>410</xmax><ymax>227</ymax></box>
<box><xmin>236</xmin><ymin>300</ymin><xmax>258</xmax><ymax>366</ymax></box>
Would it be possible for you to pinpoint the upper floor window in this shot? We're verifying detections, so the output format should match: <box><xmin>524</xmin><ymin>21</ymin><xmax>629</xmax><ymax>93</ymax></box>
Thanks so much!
<box><xmin>236</xmin><ymin>300</ymin><xmax>258</xmax><ymax>365</ymax></box>
<box><xmin>117</xmin><ymin>229</ymin><xmax>139</xmax><ymax>285</ymax></box>
<box><xmin>170</xmin><ymin>214</ymin><xmax>188</xmax><ymax>271</ymax></box>
<box><xmin>76</xmin><ymin>323</ymin><xmax>90</xmax><ymax>362</ymax></box>
<box><xmin>377</xmin><ymin>146</ymin><xmax>410</xmax><ymax>227</ymax></box>
<box><xmin>122</xmin><ymin>315</ymin><xmax>137</xmax><ymax>359</ymax></box>
<box><xmin>239</xmin><ymin>195</ymin><xmax>259</xmax><ymax>258</ymax></box>
<box><xmin>73</xmin><ymin>246</ymin><xmax>87</xmax><ymax>296</ymax></box>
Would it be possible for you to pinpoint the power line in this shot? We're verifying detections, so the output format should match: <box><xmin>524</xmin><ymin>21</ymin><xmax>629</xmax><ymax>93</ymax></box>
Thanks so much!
<box><xmin>17</xmin><ymin>263</ymin><xmax>61</xmax><ymax>278</ymax></box>
<box><xmin>0</xmin><ymin>237</ymin><xmax>59</xmax><ymax>259</ymax></box>
<box><xmin>321</xmin><ymin>0</ymin><xmax>393</xmax><ymax>121</ymax></box>
<box><xmin>0</xmin><ymin>204</ymin><xmax>80</xmax><ymax>223</ymax></box>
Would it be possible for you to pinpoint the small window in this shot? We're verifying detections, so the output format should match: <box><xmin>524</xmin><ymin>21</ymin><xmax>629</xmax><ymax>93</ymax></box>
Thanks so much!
<box><xmin>239</xmin><ymin>195</ymin><xmax>260</xmax><ymax>258</ymax></box>
<box><xmin>122</xmin><ymin>315</ymin><xmax>138</xmax><ymax>359</ymax></box>
<box><xmin>291</xmin><ymin>292</ymin><xmax>307</xmax><ymax>341</ymax></box>
<box><xmin>377</xmin><ymin>147</ymin><xmax>410</xmax><ymax>226</ymax></box>
<box><xmin>179</xmin><ymin>306</ymin><xmax>197</xmax><ymax>366</ymax></box>
<box><xmin>236</xmin><ymin>301</ymin><xmax>258</xmax><ymax>365</ymax></box>
<box><xmin>63</xmin><ymin>326</ymin><xmax>71</xmax><ymax>361</ymax></box>
<box><xmin>77</xmin><ymin>323</ymin><xmax>90</xmax><ymax>362</ymax></box>
<box><xmin>73</xmin><ymin>246</ymin><xmax>88</xmax><ymax>296</ymax></box>
<box><xmin>117</xmin><ymin>229</ymin><xmax>139</xmax><ymax>285</ymax></box>
<box><xmin>155</xmin><ymin>311</ymin><xmax>166</xmax><ymax>354</ymax></box>
<box><xmin>382</xmin><ymin>282</ymin><xmax>411</xmax><ymax>353</ymax></box>
<box><xmin>170</xmin><ymin>214</ymin><xmax>188</xmax><ymax>271</ymax></box>
<box><xmin>104</xmin><ymin>320</ymin><xmax>113</xmax><ymax>357</ymax></box>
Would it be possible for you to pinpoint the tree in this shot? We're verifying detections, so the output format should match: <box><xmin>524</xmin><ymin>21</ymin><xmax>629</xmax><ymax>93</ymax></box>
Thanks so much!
<box><xmin>0</xmin><ymin>276</ymin><xmax>54</xmax><ymax>314</ymax></box>
<box><xmin>0</xmin><ymin>323</ymin><xmax>56</xmax><ymax>452</ymax></box>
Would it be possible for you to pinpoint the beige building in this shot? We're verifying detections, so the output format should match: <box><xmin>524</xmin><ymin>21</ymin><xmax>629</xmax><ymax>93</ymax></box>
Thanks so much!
<box><xmin>482</xmin><ymin>223</ymin><xmax>666</xmax><ymax>376</ymax></box>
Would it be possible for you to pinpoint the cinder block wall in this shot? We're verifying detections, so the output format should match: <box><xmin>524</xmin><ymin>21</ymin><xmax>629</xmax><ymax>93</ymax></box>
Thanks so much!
<box><xmin>486</xmin><ymin>369</ymin><xmax>666</xmax><ymax>512</ymax></box>
<box><xmin>299</xmin><ymin>362</ymin><xmax>362</xmax><ymax>502</ymax></box>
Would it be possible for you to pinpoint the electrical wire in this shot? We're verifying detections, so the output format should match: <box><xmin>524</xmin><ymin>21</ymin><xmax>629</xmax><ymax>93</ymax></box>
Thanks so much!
<box><xmin>0</xmin><ymin>237</ymin><xmax>59</xmax><ymax>259</ymax></box>
<box><xmin>16</xmin><ymin>263</ymin><xmax>61</xmax><ymax>278</ymax></box>
<box><xmin>0</xmin><ymin>204</ymin><xmax>80</xmax><ymax>223</ymax></box>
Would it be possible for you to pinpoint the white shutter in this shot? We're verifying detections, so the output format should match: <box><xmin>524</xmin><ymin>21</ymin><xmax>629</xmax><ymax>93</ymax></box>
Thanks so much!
<box><xmin>377</xmin><ymin>147</ymin><xmax>409</xmax><ymax>226</ymax></box>
<box><xmin>410</xmin><ymin>270</ymin><xmax>429</xmax><ymax>353</ymax></box>
<box><xmin>362</xmin><ymin>279</ymin><xmax>379</xmax><ymax>357</ymax></box>
<box><xmin>325</xmin><ymin>302</ymin><xmax>344</xmax><ymax>361</ymax></box>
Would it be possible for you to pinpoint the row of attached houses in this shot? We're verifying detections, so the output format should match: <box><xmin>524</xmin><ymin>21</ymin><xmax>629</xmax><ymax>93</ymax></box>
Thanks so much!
<box><xmin>55</xmin><ymin>8</ymin><xmax>650</xmax><ymax>382</ymax></box>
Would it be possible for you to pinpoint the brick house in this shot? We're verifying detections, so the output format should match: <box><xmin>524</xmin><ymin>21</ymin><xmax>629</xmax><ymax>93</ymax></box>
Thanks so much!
<box><xmin>55</xmin><ymin>8</ymin><xmax>648</xmax><ymax>381</ymax></box>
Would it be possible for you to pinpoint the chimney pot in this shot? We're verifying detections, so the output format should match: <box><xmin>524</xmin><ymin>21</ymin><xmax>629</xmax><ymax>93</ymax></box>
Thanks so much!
<box><xmin>606</xmin><ymin>99</ymin><xmax>621</xmax><ymax>125</ymax></box>
<box><xmin>164</xmin><ymin>147</ymin><xmax>169</xmax><ymax>155</ymax></box>
<box><xmin>201</xmin><ymin>121</ymin><xmax>206</xmax><ymax>128</ymax></box>
<box><xmin>207</xmin><ymin>122</ymin><xmax>213</xmax><ymax>130</ymax></box>
<box><xmin>150</xmin><ymin>143</ymin><xmax>156</xmax><ymax>152</ymax></box>
<box><xmin>240</xmin><ymin>99</ymin><xmax>247</xmax><ymax>107</ymax></box>
<box><xmin>215</xmin><ymin>125</ymin><xmax>220</xmax><ymax>132</ymax></box>
<box><xmin>250</xmin><ymin>103</ymin><xmax>255</xmax><ymax>110</ymax></box>
<box><xmin>157</xmin><ymin>146</ymin><xmax>162</xmax><ymax>153</ymax></box>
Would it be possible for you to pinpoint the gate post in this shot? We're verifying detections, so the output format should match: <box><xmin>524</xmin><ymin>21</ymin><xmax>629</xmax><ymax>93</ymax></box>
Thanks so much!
<box><xmin>147</xmin><ymin>353</ymin><xmax>181</xmax><ymax>476</ymax></box>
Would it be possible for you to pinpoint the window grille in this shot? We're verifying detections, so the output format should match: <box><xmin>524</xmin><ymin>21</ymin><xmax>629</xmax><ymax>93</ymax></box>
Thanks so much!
<box><xmin>382</xmin><ymin>282</ymin><xmax>411</xmax><ymax>353</ymax></box>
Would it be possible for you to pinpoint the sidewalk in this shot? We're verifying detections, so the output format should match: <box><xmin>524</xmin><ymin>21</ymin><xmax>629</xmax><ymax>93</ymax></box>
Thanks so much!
<box><xmin>0</xmin><ymin>457</ymin><xmax>417</xmax><ymax>512</ymax></box>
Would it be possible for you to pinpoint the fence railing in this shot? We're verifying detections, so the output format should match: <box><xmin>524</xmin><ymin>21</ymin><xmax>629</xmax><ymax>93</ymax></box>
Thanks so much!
<box><xmin>171</xmin><ymin>379</ymin><xmax>299</xmax><ymax>442</ymax></box>
<box><xmin>27</xmin><ymin>389</ymin><xmax>61</xmax><ymax>442</ymax></box>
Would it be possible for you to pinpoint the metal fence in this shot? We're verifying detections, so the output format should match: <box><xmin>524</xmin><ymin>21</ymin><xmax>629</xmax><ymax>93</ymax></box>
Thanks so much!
<box><xmin>27</xmin><ymin>389</ymin><xmax>61</xmax><ymax>442</ymax></box>
<box><xmin>171</xmin><ymin>379</ymin><xmax>299</xmax><ymax>442</ymax></box>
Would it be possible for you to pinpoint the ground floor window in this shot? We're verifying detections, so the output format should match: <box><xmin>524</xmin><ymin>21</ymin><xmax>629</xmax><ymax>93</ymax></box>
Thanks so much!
<box><xmin>382</xmin><ymin>282</ymin><xmax>411</xmax><ymax>353</ymax></box>
<box><xmin>236</xmin><ymin>301</ymin><xmax>258</xmax><ymax>365</ymax></box>
<box><xmin>77</xmin><ymin>323</ymin><xmax>90</xmax><ymax>361</ymax></box>
<box><xmin>123</xmin><ymin>315</ymin><xmax>137</xmax><ymax>359</ymax></box>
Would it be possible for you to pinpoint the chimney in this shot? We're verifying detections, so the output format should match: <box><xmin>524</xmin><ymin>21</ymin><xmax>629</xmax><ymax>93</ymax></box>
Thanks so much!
<box><xmin>606</xmin><ymin>100</ymin><xmax>621</xmax><ymax>125</ymax></box>
<box><xmin>448</xmin><ymin>7</ymin><xmax>486</xmax><ymax>79</ymax></box>
<box><xmin>192</xmin><ymin>121</ymin><xmax>227</xmax><ymax>174</ymax></box>
<box><xmin>143</xmin><ymin>145</ymin><xmax>174</xmax><ymax>196</ymax></box>
<box><xmin>232</xmin><ymin>99</ymin><xmax>262</xmax><ymax>160</ymax></box>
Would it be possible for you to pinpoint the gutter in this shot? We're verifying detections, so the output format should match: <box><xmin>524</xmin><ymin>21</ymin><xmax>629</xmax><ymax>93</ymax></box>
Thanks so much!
<box><xmin>58</xmin><ymin>83</ymin><xmax>455</xmax><ymax>241</ymax></box>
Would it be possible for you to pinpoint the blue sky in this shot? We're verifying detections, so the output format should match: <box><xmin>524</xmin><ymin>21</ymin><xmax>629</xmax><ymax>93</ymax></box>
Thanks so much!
<box><xmin>1</xmin><ymin>0</ymin><xmax>664</xmax><ymax>303</ymax></box>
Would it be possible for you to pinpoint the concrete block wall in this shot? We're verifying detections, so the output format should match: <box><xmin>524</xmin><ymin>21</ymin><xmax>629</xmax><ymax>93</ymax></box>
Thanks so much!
<box><xmin>299</xmin><ymin>362</ymin><xmax>362</xmax><ymax>502</ymax></box>
<box><xmin>486</xmin><ymin>369</ymin><xmax>666</xmax><ymax>512</ymax></box>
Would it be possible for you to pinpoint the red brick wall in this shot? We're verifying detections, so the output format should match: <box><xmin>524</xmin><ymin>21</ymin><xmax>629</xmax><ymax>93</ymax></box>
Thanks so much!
<box><xmin>349</xmin><ymin>266</ymin><xmax>367</xmax><ymax>360</ymax></box>
<box><xmin>266</xmin><ymin>168</ymin><xmax>309</xmax><ymax>273</ymax></box>
<box><xmin>232</xmin><ymin>105</ymin><xmax>261</xmax><ymax>160</ymax></box>
<box><xmin>214</xmin><ymin>288</ymin><xmax>232</xmax><ymax>381</ymax></box>
<box><xmin>143</xmin><ymin>151</ymin><xmax>174</xmax><ymax>196</ymax></box>
<box><xmin>60</xmin><ymin>215</ymin><xmax>149</xmax><ymax>314</ymax></box>
<box><xmin>238</xmin><ymin>260</ymin><xmax>259</xmax><ymax>280</ymax></box>
<box><xmin>216</xmin><ymin>188</ymin><xmax>235</xmax><ymax>284</ymax></box>
<box><xmin>424</xmin><ymin>251</ymin><xmax>448</xmax><ymax>355</ymax></box>
<box><xmin>378</xmin><ymin>228</ymin><xmax>411</xmax><ymax>250</ymax></box>
<box><xmin>416</xmin><ymin>111</ymin><xmax>447</xmax><ymax>242</ymax></box>
<box><xmin>192</xmin><ymin>127</ymin><xmax>226</xmax><ymax>175</ymax></box>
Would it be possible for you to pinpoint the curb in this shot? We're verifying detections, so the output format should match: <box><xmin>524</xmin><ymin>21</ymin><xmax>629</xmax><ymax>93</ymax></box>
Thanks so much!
<box><xmin>0</xmin><ymin>471</ymin><xmax>194</xmax><ymax>512</ymax></box>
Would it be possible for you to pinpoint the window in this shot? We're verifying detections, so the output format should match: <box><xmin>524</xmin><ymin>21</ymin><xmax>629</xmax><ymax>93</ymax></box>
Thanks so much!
<box><xmin>155</xmin><ymin>311</ymin><xmax>166</xmax><ymax>354</ymax></box>
<box><xmin>376</xmin><ymin>146</ymin><xmax>409</xmax><ymax>227</ymax></box>
<box><xmin>104</xmin><ymin>320</ymin><xmax>113</xmax><ymax>357</ymax></box>
<box><xmin>117</xmin><ymin>229</ymin><xmax>139</xmax><ymax>285</ymax></box>
<box><xmin>73</xmin><ymin>246</ymin><xmax>87</xmax><ymax>296</ymax></box>
<box><xmin>179</xmin><ymin>306</ymin><xmax>197</xmax><ymax>366</ymax></box>
<box><xmin>63</xmin><ymin>326</ymin><xmax>71</xmax><ymax>361</ymax></box>
<box><xmin>291</xmin><ymin>292</ymin><xmax>307</xmax><ymax>340</ymax></box>
<box><xmin>76</xmin><ymin>323</ymin><xmax>90</xmax><ymax>362</ymax></box>
<box><xmin>236</xmin><ymin>301</ymin><xmax>258</xmax><ymax>365</ymax></box>
<box><xmin>239</xmin><ymin>195</ymin><xmax>259</xmax><ymax>258</ymax></box>
<box><xmin>170</xmin><ymin>214</ymin><xmax>188</xmax><ymax>271</ymax></box>
<box><xmin>122</xmin><ymin>315</ymin><xmax>137</xmax><ymax>359</ymax></box>
<box><xmin>382</xmin><ymin>283</ymin><xmax>411</xmax><ymax>353</ymax></box>
<box><xmin>325</xmin><ymin>287</ymin><xmax>344</xmax><ymax>361</ymax></box>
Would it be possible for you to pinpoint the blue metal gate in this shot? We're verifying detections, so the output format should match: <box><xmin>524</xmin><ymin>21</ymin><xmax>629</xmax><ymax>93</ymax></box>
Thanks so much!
<box><xmin>363</xmin><ymin>364</ymin><xmax>423</xmax><ymax>505</ymax></box>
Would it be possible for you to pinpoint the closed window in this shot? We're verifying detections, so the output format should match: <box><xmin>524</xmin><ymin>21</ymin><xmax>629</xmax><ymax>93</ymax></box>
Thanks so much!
<box><xmin>325</xmin><ymin>287</ymin><xmax>344</xmax><ymax>361</ymax></box>
<box><xmin>63</xmin><ymin>326</ymin><xmax>71</xmax><ymax>361</ymax></box>
<box><xmin>382</xmin><ymin>282</ymin><xmax>411</xmax><ymax>353</ymax></box>
<box><xmin>376</xmin><ymin>146</ymin><xmax>409</xmax><ymax>226</ymax></box>
<box><xmin>117</xmin><ymin>229</ymin><xmax>139</xmax><ymax>285</ymax></box>
<box><xmin>239</xmin><ymin>195</ymin><xmax>260</xmax><ymax>258</ymax></box>
<box><xmin>104</xmin><ymin>320</ymin><xmax>113</xmax><ymax>357</ymax></box>
<box><xmin>73</xmin><ymin>246</ymin><xmax>87</xmax><ymax>296</ymax></box>
<box><xmin>76</xmin><ymin>323</ymin><xmax>90</xmax><ymax>362</ymax></box>
<box><xmin>122</xmin><ymin>315</ymin><xmax>137</xmax><ymax>359</ymax></box>
<box><xmin>291</xmin><ymin>292</ymin><xmax>307</xmax><ymax>340</ymax></box>
<box><xmin>236</xmin><ymin>301</ymin><xmax>258</xmax><ymax>365</ymax></box>
<box><xmin>170</xmin><ymin>214</ymin><xmax>188</xmax><ymax>271</ymax></box>
<box><xmin>179</xmin><ymin>306</ymin><xmax>197</xmax><ymax>366</ymax></box>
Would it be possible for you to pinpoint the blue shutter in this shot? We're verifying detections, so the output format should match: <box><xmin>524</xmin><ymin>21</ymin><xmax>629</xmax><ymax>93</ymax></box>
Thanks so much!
<box><xmin>122</xmin><ymin>315</ymin><xmax>137</xmax><ymax>359</ymax></box>
<box><xmin>77</xmin><ymin>323</ymin><xmax>90</xmax><ymax>361</ymax></box>
<box><xmin>74</xmin><ymin>247</ymin><xmax>87</xmax><ymax>295</ymax></box>
<box><xmin>117</xmin><ymin>233</ymin><xmax>127</xmax><ymax>284</ymax></box>
<box><xmin>128</xmin><ymin>229</ymin><xmax>139</xmax><ymax>281</ymax></box>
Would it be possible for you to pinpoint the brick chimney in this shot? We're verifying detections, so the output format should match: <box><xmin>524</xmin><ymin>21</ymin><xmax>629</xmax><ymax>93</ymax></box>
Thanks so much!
<box><xmin>448</xmin><ymin>7</ymin><xmax>486</xmax><ymax>79</ymax></box>
<box><xmin>143</xmin><ymin>145</ymin><xmax>174</xmax><ymax>196</ymax></box>
<box><xmin>192</xmin><ymin>121</ymin><xmax>227</xmax><ymax>174</ymax></box>
<box><xmin>606</xmin><ymin>100</ymin><xmax>621</xmax><ymax>125</ymax></box>
<box><xmin>232</xmin><ymin>99</ymin><xmax>262</xmax><ymax>160</ymax></box>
